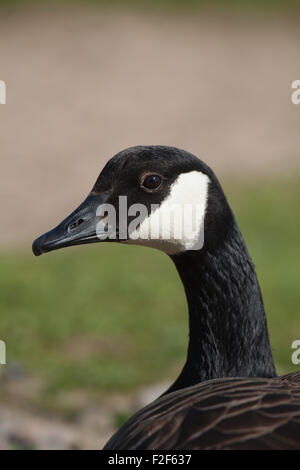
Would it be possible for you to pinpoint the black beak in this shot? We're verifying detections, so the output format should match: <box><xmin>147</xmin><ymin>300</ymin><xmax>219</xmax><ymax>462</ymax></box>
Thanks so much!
<box><xmin>32</xmin><ymin>192</ymin><xmax>112</xmax><ymax>256</ymax></box>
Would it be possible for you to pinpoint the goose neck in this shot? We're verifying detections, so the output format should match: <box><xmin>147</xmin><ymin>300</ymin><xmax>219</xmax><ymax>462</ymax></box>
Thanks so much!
<box><xmin>168</xmin><ymin>222</ymin><xmax>276</xmax><ymax>393</ymax></box>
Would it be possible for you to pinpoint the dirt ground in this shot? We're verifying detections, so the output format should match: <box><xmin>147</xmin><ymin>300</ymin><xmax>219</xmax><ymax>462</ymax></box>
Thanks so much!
<box><xmin>0</xmin><ymin>5</ymin><xmax>299</xmax><ymax>247</ymax></box>
<box><xmin>0</xmin><ymin>365</ymin><xmax>170</xmax><ymax>449</ymax></box>
<box><xmin>0</xmin><ymin>4</ymin><xmax>300</xmax><ymax>449</ymax></box>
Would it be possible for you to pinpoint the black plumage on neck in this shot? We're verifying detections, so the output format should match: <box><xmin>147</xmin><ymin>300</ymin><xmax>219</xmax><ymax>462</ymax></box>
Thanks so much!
<box><xmin>166</xmin><ymin>184</ymin><xmax>276</xmax><ymax>394</ymax></box>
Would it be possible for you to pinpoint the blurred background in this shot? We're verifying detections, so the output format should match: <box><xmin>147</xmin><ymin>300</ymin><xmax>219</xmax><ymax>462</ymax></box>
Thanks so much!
<box><xmin>0</xmin><ymin>0</ymin><xmax>299</xmax><ymax>449</ymax></box>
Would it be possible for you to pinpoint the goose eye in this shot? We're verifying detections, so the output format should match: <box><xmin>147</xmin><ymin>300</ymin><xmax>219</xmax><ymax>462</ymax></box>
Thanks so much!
<box><xmin>141</xmin><ymin>174</ymin><xmax>162</xmax><ymax>191</ymax></box>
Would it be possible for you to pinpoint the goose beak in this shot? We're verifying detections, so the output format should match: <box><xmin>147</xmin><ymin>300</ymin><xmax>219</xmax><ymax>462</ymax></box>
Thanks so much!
<box><xmin>32</xmin><ymin>192</ymin><xmax>111</xmax><ymax>256</ymax></box>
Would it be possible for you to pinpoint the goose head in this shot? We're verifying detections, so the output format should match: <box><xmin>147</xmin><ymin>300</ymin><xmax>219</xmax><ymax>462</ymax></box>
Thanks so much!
<box><xmin>32</xmin><ymin>145</ymin><xmax>276</xmax><ymax>387</ymax></box>
<box><xmin>32</xmin><ymin>146</ymin><xmax>232</xmax><ymax>257</ymax></box>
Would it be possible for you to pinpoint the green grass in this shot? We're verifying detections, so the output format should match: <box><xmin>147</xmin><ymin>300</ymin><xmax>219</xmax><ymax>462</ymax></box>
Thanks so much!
<box><xmin>0</xmin><ymin>0</ymin><xmax>299</xmax><ymax>15</ymax></box>
<box><xmin>0</xmin><ymin>176</ymin><xmax>299</xmax><ymax>399</ymax></box>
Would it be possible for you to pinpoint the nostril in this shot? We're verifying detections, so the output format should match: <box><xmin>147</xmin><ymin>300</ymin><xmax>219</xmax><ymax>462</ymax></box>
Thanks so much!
<box><xmin>69</xmin><ymin>218</ymin><xmax>84</xmax><ymax>231</ymax></box>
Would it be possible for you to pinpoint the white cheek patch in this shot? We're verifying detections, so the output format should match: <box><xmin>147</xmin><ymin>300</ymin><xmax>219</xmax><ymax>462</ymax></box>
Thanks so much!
<box><xmin>127</xmin><ymin>171</ymin><xmax>210</xmax><ymax>254</ymax></box>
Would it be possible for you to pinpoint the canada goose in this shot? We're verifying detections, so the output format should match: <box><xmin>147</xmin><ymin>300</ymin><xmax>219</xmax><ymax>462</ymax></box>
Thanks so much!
<box><xmin>32</xmin><ymin>146</ymin><xmax>300</xmax><ymax>449</ymax></box>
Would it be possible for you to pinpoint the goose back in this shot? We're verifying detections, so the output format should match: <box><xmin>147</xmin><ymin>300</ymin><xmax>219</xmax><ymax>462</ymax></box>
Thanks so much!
<box><xmin>104</xmin><ymin>374</ymin><xmax>300</xmax><ymax>450</ymax></box>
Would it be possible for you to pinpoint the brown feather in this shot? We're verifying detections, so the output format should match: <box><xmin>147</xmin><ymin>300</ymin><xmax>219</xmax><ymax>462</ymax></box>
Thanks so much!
<box><xmin>104</xmin><ymin>375</ymin><xmax>300</xmax><ymax>450</ymax></box>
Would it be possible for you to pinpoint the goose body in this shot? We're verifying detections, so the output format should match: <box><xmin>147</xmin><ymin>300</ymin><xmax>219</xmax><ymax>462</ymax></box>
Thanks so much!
<box><xmin>32</xmin><ymin>146</ymin><xmax>300</xmax><ymax>450</ymax></box>
<box><xmin>105</xmin><ymin>374</ymin><xmax>300</xmax><ymax>450</ymax></box>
